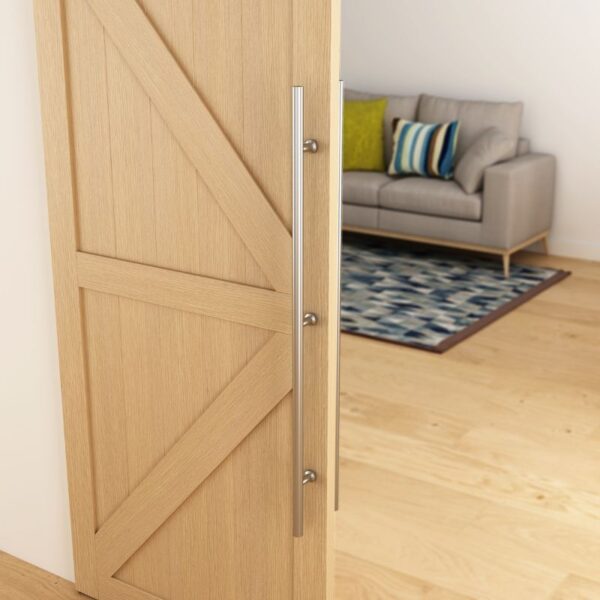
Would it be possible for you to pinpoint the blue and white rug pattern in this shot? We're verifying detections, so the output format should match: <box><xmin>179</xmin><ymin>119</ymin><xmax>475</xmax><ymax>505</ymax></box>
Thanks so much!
<box><xmin>341</xmin><ymin>236</ymin><xmax>568</xmax><ymax>352</ymax></box>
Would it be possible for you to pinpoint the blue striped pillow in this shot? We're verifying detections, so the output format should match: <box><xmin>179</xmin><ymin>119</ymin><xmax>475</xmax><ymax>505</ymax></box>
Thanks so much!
<box><xmin>388</xmin><ymin>119</ymin><xmax>460</xmax><ymax>179</ymax></box>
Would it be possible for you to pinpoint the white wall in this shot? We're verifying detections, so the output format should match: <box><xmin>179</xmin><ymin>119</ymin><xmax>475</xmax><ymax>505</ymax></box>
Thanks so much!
<box><xmin>0</xmin><ymin>1</ymin><xmax>74</xmax><ymax>581</ymax></box>
<box><xmin>342</xmin><ymin>0</ymin><xmax>600</xmax><ymax>260</ymax></box>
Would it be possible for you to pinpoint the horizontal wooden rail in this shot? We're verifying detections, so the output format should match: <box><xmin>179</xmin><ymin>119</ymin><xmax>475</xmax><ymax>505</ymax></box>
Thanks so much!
<box><xmin>76</xmin><ymin>252</ymin><xmax>291</xmax><ymax>334</ymax></box>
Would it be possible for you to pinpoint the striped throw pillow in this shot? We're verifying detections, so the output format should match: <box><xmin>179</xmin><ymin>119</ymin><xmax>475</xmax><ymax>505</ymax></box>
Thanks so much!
<box><xmin>388</xmin><ymin>118</ymin><xmax>460</xmax><ymax>179</ymax></box>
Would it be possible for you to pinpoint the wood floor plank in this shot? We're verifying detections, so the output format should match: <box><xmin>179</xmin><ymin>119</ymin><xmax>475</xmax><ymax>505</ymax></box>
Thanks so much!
<box><xmin>336</xmin><ymin>551</ymin><xmax>473</xmax><ymax>600</ymax></box>
<box><xmin>456</xmin><ymin>425</ymin><xmax>600</xmax><ymax>495</ymax></box>
<box><xmin>340</xmin><ymin>419</ymin><xmax>600</xmax><ymax>533</ymax></box>
<box><xmin>518</xmin><ymin>279</ymin><xmax>600</xmax><ymax>326</ymax></box>
<box><xmin>461</xmin><ymin>504</ymin><xmax>600</xmax><ymax>585</ymax></box>
<box><xmin>0</xmin><ymin>552</ymin><xmax>81</xmax><ymax>600</ymax></box>
<box><xmin>448</xmin><ymin>311</ymin><xmax>600</xmax><ymax>388</ymax></box>
<box><xmin>342</xmin><ymin>335</ymin><xmax>600</xmax><ymax>440</ymax></box>
<box><xmin>336</xmin><ymin>460</ymin><xmax>562</xmax><ymax>600</ymax></box>
<box><xmin>340</xmin><ymin>389</ymin><xmax>469</xmax><ymax>447</ymax></box>
<box><xmin>551</xmin><ymin>575</ymin><xmax>600</xmax><ymax>600</ymax></box>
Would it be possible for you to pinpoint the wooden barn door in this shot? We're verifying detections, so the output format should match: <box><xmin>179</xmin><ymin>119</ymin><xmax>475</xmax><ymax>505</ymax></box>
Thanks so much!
<box><xmin>33</xmin><ymin>1</ymin><xmax>341</xmax><ymax>599</ymax></box>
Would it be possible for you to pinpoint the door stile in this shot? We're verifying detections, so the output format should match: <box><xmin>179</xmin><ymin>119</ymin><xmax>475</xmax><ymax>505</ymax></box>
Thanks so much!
<box><xmin>292</xmin><ymin>0</ymin><xmax>341</xmax><ymax>599</ymax></box>
<box><xmin>33</xmin><ymin>0</ymin><xmax>98</xmax><ymax>596</ymax></box>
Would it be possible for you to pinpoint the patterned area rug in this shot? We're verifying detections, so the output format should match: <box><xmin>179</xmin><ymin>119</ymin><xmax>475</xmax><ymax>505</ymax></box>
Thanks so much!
<box><xmin>341</xmin><ymin>234</ymin><xmax>570</xmax><ymax>353</ymax></box>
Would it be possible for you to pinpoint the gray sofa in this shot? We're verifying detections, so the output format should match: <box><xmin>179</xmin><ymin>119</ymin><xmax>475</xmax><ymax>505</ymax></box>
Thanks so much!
<box><xmin>344</xmin><ymin>91</ymin><xmax>556</xmax><ymax>276</ymax></box>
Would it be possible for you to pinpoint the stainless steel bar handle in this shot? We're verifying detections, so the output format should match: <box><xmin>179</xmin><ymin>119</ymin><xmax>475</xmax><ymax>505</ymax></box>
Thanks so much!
<box><xmin>292</xmin><ymin>86</ymin><xmax>318</xmax><ymax>538</ymax></box>
<box><xmin>335</xmin><ymin>80</ymin><xmax>344</xmax><ymax>512</ymax></box>
<box><xmin>292</xmin><ymin>85</ymin><xmax>304</xmax><ymax>539</ymax></box>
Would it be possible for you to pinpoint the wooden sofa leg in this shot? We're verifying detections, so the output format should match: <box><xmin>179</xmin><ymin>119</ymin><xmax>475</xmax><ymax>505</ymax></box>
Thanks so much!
<box><xmin>541</xmin><ymin>235</ymin><xmax>549</xmax><ymax>255</ymax></box>
<box><xmin>502</xmin><ymin>253</ymin><xmax>511</xmax><ymax>278</ymax></box>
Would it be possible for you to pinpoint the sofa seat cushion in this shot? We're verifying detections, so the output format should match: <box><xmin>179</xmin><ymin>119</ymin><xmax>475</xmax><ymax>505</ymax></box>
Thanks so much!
<box><xmin>343</xmin><ymin>171</ymin><xmax>392</xmax><ymax>207</ymax></box>
<box><xmin>418</xmin><ymin>94</ymin><xmax>523</xmax><ymax>162</ymax></box>
<box><xmin>379</xmin><ymin>177</ymin><xmax>482</xmax><ymax>221</ymax></box>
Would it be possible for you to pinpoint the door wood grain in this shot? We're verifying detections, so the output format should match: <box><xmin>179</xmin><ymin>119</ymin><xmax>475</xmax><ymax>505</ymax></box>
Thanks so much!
<box><xmin>33</xmin><ymin>0</ymin><xmax>340</xmax><ymax>598</ymax></box>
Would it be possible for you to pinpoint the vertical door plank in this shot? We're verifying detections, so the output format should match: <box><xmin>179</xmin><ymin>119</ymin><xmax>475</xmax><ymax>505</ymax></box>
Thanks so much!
<box><xmin>157</xmin><ymin>310</ymin><xmax>233</xmax><ymax>600</ymax></box>
<box><xmin>293</xmin><ymin>0</ymin><xmax>341</xmax><ymax>598</ymax></box>
<box><xmin>64</xmin><ymin>0</ymin><xmax>130</xmax><ymax>537</ymax></box>
<box><xmin>139</xmin><ymin>0</ymin><xmax>201</xmax><ymax>276</ymax></box>
<box><xmin>32</xmin><ymin>1</ymin><xmax>98</xmax><ymax>595</ymax></box>
<box><xmin>103</xmin><ymin>19</ymin><xmax>169</xmax><ymax>595</ymax></box>
<box><xmin>146</xmin><ymin>4</ymin><xmax>235</xmax><ymax>597</ymax></box>
<box><xmin>63</xmin><ymin>0</ymin><xmax>115</xmax><ymax>257</ymax></box>
<box><xmin>148</xmin><ymin>110</ymin><xmax>200</xmax><ymax>274</ymax></box>
<box><xmin>194</xmin><ymin>2</ymin><xmax>294</xmax><ymax>595</ymax></box>
<box><xmin>230</xmin><ymin>398</ymin><xmax>294</xmax><ymax>599</ymax></box>
<box><xmin>159</xmin><ymin>5</ymin><xmax>241</xmax><ymax>600</ymax></box>
<box><xmin>82</xmin><ymin>290</ymin><xmax>128</xmax><ymax>529</ymax></box>
<box><xmin>143</xmin><ymin>0</ymin><xmax>271</xmax><ymax>289</ymax></box>
<box><xmin>105</xmin><ymin>41</ymin><xmax>156</xmax><ymax>265</ymax></box>
<box><xmin>116</xmin><ymin>299</ymin><xmax>170</xmax><ymax>598</ymax></box>
<box><xmin>170</xmin><ymin>318</ymin><xmax>253</xmax><ymax>600</ymax></box>
<box><xmin>191</xmin><ymin>0</ymin><xmax>270</xmax><ymax>289</ymax></box>
<box><xmin>230</xmin><ymin>3</ymin><xmax>295</xmax><ymax>598</ymax></box>
<box><xmin>134</xmin><ymin>4</ymin><xmax>236</xmax><ymax>598</ymax></box>
<box><xmin>241</xmin><ymin>0</ymin><xmax>293</xmax><ymax>228</ymax></box>
<box><xmin>167</xmin><ymin>316</ymin><xmax>274</xmax><ymax>600</ymax></box>
<box><xmin>191</xmin><ymin>0</ymin><xmax>244</xmax><ymax>156</ymax></box>
<box><xmin>133</xmin><ymin>6</ymin><xmax>202</xmax><ymax>594</ymax></box>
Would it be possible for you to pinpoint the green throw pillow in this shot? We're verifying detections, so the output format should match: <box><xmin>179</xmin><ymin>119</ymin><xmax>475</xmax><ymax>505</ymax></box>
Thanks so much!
<box><xmin>343</xmin><ymin>98</ymin><xmax>387</xmax><ymax>171</ymax></box>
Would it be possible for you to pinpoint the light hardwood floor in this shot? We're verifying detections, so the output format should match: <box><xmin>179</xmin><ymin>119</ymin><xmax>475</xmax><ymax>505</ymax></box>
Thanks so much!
<box><xmin>2</xmin><ymin>252</ymin><xmax>600</xmax><ymax>600</ymax></box>
<box><xmin>0</xmin><ymin>552</ymin><xmax>81</xmax><ymax>600</ymax></box>
<box><xmin>336</xmin><ymin>251</ymin><xmax>600</xmax><ymax>599</ymax></box>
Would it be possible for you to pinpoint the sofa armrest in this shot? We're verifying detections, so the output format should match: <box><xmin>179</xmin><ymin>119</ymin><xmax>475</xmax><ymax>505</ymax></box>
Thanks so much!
<box><xmin>481</xmin><ymin>153</ymin><xmax>556</xmax><ymax>248</ymax></box>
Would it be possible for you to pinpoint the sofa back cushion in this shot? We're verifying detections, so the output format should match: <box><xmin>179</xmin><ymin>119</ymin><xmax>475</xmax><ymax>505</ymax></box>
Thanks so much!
<box><xmin>454</xmin><ymin>127</ymin><xmax>516</xmax><ymax>194</ymax></box>
<box><xmin>418</xmin><ymin>94</ymin><xmax>523</xmax><ymax>162</ymax></box>
<box><xmin>346</xmin><ymin>89</ymin><xmax>420</xmax><ymax>164</ymax></box>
